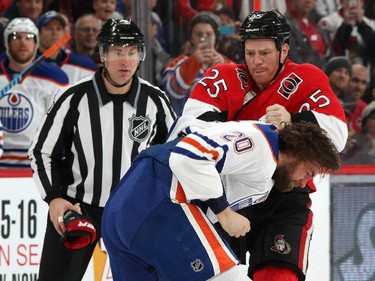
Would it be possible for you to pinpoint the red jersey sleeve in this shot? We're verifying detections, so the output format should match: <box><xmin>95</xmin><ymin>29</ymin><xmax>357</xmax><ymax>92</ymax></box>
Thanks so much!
<box><xmin>185</xmin><ymin>63</ymin><xmax>249</xmax><ymax>120</ymax></box>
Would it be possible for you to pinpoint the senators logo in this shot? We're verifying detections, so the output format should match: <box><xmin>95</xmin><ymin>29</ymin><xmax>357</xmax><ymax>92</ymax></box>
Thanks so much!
<box><xmin>271</xmin><ymin>235</ymin><xmax>291</xmax><ymax>255</ymax></box>
<box><xmin>277</xmin><ymin>72</ymin><xmax>303</xmax><ymax>99</ymax></box>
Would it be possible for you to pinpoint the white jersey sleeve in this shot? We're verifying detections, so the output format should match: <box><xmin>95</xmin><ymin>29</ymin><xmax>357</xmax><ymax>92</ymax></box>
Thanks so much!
<box><xmin>169</xmin><ymin>121</ymin><xmax>278</xmax><ymax>210</ymax></box>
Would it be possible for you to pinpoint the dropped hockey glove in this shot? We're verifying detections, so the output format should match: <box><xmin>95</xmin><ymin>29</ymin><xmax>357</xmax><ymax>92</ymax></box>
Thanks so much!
<box><xmin>60</xmin><ymin>209</ymin><xmax>96</xmax><ymax>250</ymax></box>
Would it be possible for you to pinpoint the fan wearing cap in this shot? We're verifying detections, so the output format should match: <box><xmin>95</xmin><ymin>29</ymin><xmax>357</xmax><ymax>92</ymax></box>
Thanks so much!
<box><xmin>162</xmin><ymin>11</ymin><xmax>234</xmax><ymax>116</ymax></box>
<box><xmin>0</xmin><ymin>17</ymin><xmax>68</xmax><ymax>168</ymax></box>
<box><xmin>325</xmin><ymin>55</ymin><xmax>352</xmax><ymax>99</ymax></box>
<box><xmin>0</xmin><ymin>0</ymin><xmax>44</xmax><ymax>54</ymax></box>
<box><xmin>28</xmin><ymin>18</ymin><xmax>175</xmax><ymax>281</ymax></box>
<box><xmin>177</xmin><ymin>9</ymin><xmax>348</xmax><ymax>281</ymax></box>
<box><xmin>36</xmin><ymin>10</ymin><xmax>97</xmax><ymax>85</ymax></box>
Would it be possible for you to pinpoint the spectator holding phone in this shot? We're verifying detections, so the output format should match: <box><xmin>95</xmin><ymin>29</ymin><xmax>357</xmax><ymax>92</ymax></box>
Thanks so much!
<box><xmin>215</xmin><ymin>7</ymin><xmax>242</xmax><ymax>63</ymax></box>
<box><xmin>162</xmin><ymin>11</ymin><xmax>233</xmax><ymax>115</ymax></box>
<box><xmin>319</xmin><ymin>0</ymin><xmax>375</xmax><ymax>66</ymax></box>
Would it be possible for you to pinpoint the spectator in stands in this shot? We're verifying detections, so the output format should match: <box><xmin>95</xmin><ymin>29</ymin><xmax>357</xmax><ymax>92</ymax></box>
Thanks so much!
<box><xmin>2</xmin><ymin>0</ymin><xmax>43</xmax><ymax>22</ymax></box>
<box><xmin>318</xmin><ymin>0</ymin><xmax>375</xmax><ymax>66</ymax></box>
<box><xmin>363</xmin><ymin>75</ymin><xmax>375</xmax><ymax>103</ymax></box>
<box><xmin>341</xmin><ymin>63</ymin><xmax>369</xmax><ymax>134</ymax></box>
<box><xmin>93</xmin><ymin>0</ymin><xmax>123</xmax><ymax>22</ymax></box>
<box><xmin>0</xmin><ymin>18</ymin><xmax>68</xmax><ymax>168</ymax></box>
<box><xmin>172</xmin><ymin>0</ymin><xmax>243</xmax><ymax>57</ymax></box>
<box><xmin>285</xmin><ymin>0</ymin><xmax>333</xmax><ymax>69</ymax></box>
<box><xmin>162</xmin><ymin>11</ymin><xmax>233</xmax><ymax>115</ymax></box>
<box><xmin>151</xmin><ymin>11</ymin><xmax>171</xmax><ymax>89</ymax></box>
<box><xmin>116</xmin><ymin>0</ymin><xmax>130</xmax><ymax>17</ymax></box>
<box><xmin>0</xmin><ymin>0</ymin><xmax>12</xmax><ymax>14</ymax></box>
<box><xmin>150</xmin><ymin>0</ymin><xmax>169</xmax><ymax>52</ymax></box>
<box><xmin>325</xmin><ymin>56</ymin><xmax>352</xmax><ymax>98</ymax></box>
<box><xmin>315</xmin><ymin>0</ymin><xmax>340</xmax><ymax>17</ymax></box>
<box><xmin>215</xmin><ymin>7</ymin><xmax>242</xmax><ymax>63</ymax></box>
<box><xmin>342</xmin><ymin>101</ymin><xmax>375</xmax><ymax>164</ymax></box>
<box><xmin>72</xmin><ymin>13</ymin><xmax>102</xmax><ymax>66</ymax></box>
<box><xmin>260</xmin><ymin>0</ymin><xmax>288</xmax><ymax>14</ymax></box>
<box><xmin>59</xmin><ymin>12</ymin><xmax>72</xmax><ymax>51</ymax></box>
<box><xmin>36</xmin><ymin>10</ymin><xmax>97</xmax><ymax>84</ymax></box>
<box><xmin>173</xmin><ymin>0</ymin><xmax>237</xmax><ymax>28</ymax></box>
<box><xmin>0</xmin><ymin>0</ymin><xmax>44</xmax><ymax>54</ymax></box>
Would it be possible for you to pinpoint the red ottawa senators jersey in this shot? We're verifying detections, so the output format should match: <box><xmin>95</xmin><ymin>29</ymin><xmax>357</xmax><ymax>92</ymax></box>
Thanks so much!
<box><xmin>183</xmin><ymin>59</ymin><xmax>348</xmax><ymax>192</ymax></box>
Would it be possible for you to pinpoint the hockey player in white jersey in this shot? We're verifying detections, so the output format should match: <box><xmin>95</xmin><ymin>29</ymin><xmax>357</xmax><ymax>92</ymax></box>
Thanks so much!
<box><xmin>0</xmin><ymin>17</ymin><xmax>68</xmax><ymax>168</ymax></box>
<box><xmin>102</xmin><ymin>119</ymin><xmax>340</xmax><ymax>281</ymax></box>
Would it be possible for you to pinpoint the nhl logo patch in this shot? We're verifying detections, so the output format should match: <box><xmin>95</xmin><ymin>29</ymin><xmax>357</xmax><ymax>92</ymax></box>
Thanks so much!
<box><xmin>128</xmin><ymin>114</ymin><xmax>151</xmax><ymax>143</ymax></box>
<box><xmin>190</xmin><ymin>259</ymin><xmax>204</xmax><ymax>272</ymax></box>
<box><xmin>271</xmin><ymin>235</ymin><xmax>291</xmax><ymax>254</ymax></box>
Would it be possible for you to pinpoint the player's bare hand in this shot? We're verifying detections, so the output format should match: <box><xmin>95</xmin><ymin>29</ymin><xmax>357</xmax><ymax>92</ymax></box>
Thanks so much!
<box><xmin>217</xmin><ymin>207</ymin><xmax>251</xmax><ymax>238</ymax></box>
<box><xmin>266</xmin><ymin>104</ymin><xmax>291</xmax><ymax>129</ymax></box>
<box><xmin>49</xmin><ymin>198</ymin><xmax>82</xmax><ymax>236</ymax></box>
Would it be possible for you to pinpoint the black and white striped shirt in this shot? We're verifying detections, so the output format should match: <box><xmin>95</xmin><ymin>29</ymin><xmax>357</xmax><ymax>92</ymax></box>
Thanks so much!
<box><xmin>29</xmin><ymin>70</ymin><xmax>176</xmax><ymax>207</ymax></box>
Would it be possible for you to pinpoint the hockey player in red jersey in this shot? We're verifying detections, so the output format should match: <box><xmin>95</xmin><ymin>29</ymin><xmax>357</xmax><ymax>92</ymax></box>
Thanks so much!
<box><xmin>181</xmin><ymin>9</ymin><xmax>348</xmax><ymax>281</ymax></box>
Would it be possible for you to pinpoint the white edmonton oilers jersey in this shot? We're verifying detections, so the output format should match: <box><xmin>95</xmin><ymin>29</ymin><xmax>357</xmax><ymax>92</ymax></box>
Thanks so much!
<box><xmin>0</xmin><ymin>60</ymin><xmax>69</xmax><ymax>168</ymax></box>
<box><xmin>59</xmin><ymin>51</ymin><xmax>97</xmax><ymax>85</ymax></box>
<box><xmin>169</xmin><ymin>120</ymin><xmax>278</xmax><ymax>220</ymax></box>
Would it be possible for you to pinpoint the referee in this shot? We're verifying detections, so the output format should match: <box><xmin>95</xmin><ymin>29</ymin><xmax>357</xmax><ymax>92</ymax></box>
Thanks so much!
<box><xmin>29</xmin><ymin>19</ymin><xmax>176</xmax><ymax>281</ymax></box>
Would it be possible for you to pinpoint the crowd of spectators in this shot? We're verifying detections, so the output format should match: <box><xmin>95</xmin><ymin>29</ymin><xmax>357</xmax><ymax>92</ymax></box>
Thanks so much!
<box><xmin>1</xmin><ymin>0</ymin><xmax>375</xmax><ymax>166</ymax></box>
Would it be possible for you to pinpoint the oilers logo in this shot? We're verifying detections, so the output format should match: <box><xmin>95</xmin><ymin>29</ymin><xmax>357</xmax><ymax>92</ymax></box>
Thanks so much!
<box><xmin>0</xmin><ymin>92</ymin><xmax>33</xmax><ymax>133</ymax></box>
<box><xmin>128</xmin><ymin>114</ymin><xmax>151</xmax><ymax>143</ymax></box>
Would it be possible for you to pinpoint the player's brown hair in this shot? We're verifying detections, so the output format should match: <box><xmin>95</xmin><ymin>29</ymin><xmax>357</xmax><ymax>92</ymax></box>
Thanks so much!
<box><xmin>278</xmin><ymin>121</ymin><xmax>341</xmax><ymax>173</ymax></box>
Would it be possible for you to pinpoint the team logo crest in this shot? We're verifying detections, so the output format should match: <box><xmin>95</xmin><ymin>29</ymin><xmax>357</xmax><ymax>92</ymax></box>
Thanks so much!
<box><xmin>236</xmin><ymin>68</ymin><xmax>248</xmax><ymax>90</ymax></box>
<box><xmin>128</xmin><ymin>114</ymin><xmax>151</xmax><ymax>143</ymax></box>
<box><xmin>0</xmin><ymin>92</ymin><xmax>33</xmax><ymax>133</ymax></box>
<box><xmin>271</xmin><ymin>235</ymin><xmax>291</xmax><ymax>254</ymax></box>
<box><xmin>190</xmin><ymin>259</ymin><xmax>204</xmax><ymax>272</ymax></box>
<box><xmin>277</xmin><ymin>72</ymin><xmax>303</xmax><ymax>99</ymax></box>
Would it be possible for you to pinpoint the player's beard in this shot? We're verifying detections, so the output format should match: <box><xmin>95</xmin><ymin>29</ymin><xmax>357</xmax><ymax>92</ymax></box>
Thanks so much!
<box><xmin>273</xmin><ymin>162</ymin><xmax>297</xmax><ymax>193</ymax></box>
<box><xmin>9</xmin><ymin>48</ymin><xmax>34</xmax><ymax>65</ymax></box>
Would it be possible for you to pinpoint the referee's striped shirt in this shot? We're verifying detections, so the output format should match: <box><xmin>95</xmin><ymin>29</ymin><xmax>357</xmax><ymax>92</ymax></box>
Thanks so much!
<box><xmin>29</xmin><ymin>70</ymin><xmax>176</xmax><ymax>207</ymax></box>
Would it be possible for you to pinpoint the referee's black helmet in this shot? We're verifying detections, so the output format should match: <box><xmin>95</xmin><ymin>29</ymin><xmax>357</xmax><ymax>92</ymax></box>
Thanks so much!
<box><xmin>97</xmin><ymin>19</ymin><xmax>146</xmax><ymax>61</ymax></box>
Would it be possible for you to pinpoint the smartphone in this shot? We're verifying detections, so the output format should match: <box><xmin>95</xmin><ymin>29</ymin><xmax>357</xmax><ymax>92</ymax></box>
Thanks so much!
<box><xmin>220</xmin><ymin>25</ymin><xmax>235</xmax><ymax>36</ymax></box>
<box><xmin>200</xmin><ymin>37</ymin><xmax>211</xmax><ymax>49</ymax></box>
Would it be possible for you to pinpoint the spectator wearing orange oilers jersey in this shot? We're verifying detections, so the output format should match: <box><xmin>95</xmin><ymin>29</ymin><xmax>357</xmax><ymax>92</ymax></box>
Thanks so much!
<box><xmin>162</xmin><ymin>11</ymin><xmax>233</xmax><ymax>116</ymax></box>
